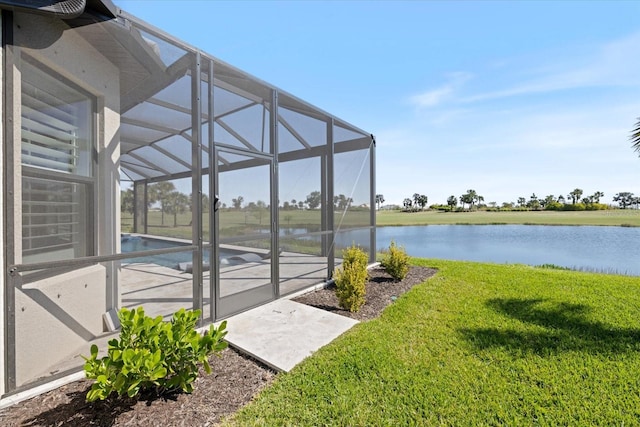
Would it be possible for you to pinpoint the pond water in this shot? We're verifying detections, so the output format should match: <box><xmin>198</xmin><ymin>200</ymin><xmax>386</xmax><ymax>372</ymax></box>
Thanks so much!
<box><xmin>338</xmin><ymin>225</ymin><xmax>640</xmax><ymax>276</ymax></box>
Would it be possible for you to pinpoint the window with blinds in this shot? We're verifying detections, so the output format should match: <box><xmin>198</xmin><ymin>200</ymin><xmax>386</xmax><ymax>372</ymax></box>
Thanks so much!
<box><xmin>20</xmin><ymin>57</ymin><xmax>95</xmax><ymax>263</ymax></box>
<box><xmin>21</xmin><ymin>57</ymin><xmax>92</xmax><ymax>176</ymax></box>
<box><xmin>21</xmin><ymin>176</ymin><xmax>89</xmax><ymax>262</ymax></box>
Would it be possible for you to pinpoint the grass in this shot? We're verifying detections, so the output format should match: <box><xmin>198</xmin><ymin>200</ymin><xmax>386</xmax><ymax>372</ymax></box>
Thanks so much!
<box><xmin>377</xmin><ymin>209</ymin><xmax>640</xmax><ymax>227</ymax></box>
<box><xmin>226</xmin><ymin>259</ymin><xmax>640</xmax><ymax>425</ymax></box>
<box><xmin>121</xmin><ymin>208</ymin><xmax>371</xmax><ymax>241</ymax></box>
<box><xmin>122</xmin><ymin>209</ymin><xmax>640</xmax><ymax>239</ymax></box>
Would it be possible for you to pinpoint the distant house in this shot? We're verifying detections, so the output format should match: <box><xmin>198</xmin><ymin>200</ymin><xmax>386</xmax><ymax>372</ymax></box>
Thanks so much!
<box><xmin>0</xmin><ymin>0</ymin><xmax>375</xmax><ymax>403</ymax></box>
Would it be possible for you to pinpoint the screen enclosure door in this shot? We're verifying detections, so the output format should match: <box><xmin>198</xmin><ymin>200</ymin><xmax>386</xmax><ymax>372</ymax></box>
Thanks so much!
<box><xmin>214</xmin><ymin>148</ymin><xmax>275</xmax><ymax>318</ymax></box>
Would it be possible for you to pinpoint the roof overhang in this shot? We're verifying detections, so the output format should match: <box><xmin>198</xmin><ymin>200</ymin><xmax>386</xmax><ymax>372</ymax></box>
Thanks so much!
<box><xmin>0</xmin><ymin>0</ymin><xmax>117</xmax><ymax>20</ymax></box>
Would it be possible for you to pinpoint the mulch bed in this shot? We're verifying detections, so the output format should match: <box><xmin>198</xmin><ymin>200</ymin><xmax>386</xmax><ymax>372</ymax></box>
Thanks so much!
<box><xmin>292</xmin><ymin>265</ymin><xmax>436</xmax><ymax>322</ymax></box>
<box><xmin>0</xmin><ymin>266</ymin><xmax>436</xmax><ymax>426</ymax></box>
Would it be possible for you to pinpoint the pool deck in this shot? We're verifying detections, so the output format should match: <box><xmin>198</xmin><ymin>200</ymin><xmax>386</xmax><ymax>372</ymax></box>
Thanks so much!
<box><xmin>118</xmin><ymin>252</ymin><xmax>358</xmax><ymax>373</ymax></box>
<box><xmin>24</xmin><ymin>251</ymin><xmax>340</xmax><ymax>390</ymax></box>
<box><xmin>121</xmin><ymin>251</ymin><xmax>331</xmax><ymax>319</ymax></box>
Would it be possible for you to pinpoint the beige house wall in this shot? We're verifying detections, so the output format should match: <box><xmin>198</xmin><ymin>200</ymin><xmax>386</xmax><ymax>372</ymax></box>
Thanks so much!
<box><xmin>7</xmin><ymin>13</ymin><xmax>121</xmax><ymax>388</ymax></box>
<box><xmin>14</xmin><ymin>265</ymin><xmax>106</xmax><ymax>385</ymax></box>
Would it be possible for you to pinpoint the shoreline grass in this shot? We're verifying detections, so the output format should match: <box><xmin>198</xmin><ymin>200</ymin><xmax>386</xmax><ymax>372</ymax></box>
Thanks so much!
<box><xmin>226</xmin><ymin>259</ymin><xmax>640</xmax><ymax>426</ymax></box>
<box><xmin>376</xmin><ymin>209</ymin><xmax>640</xmax><ymax>227</ymax></box>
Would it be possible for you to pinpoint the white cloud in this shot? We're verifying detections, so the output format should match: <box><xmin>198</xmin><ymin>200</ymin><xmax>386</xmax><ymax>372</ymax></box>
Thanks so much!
<box><xmin>463</xmin><ymin>30</ymin><xmax>640</xmax><ymax>103</ymax></box>
<box><xmin>409</xmin><ymin>72</ymin><xmax>472</xmax><ymax>108</ymax></box>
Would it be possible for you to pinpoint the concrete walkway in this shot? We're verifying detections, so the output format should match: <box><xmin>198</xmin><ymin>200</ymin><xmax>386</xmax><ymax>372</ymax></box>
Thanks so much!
<box><xmin>222</xmin><ymin>299</ymin><xmax>358</xmax><ymax>372</ymax></box>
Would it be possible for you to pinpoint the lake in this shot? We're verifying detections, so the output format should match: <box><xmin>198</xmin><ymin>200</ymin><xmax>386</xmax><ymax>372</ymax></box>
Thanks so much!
<box><xmin>340</xmin><ymin>225</ymin><xmax>640</xmax><ymax>276</ymax></box>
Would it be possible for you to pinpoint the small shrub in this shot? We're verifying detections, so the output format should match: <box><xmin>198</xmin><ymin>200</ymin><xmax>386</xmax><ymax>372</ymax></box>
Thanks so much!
<box><xmin>334</xmin><ymin>245</ymin><xmax>369</xmax><ymax>312</ymax></box>
<box><xmin>585</xmin><ymin>203</ymin><xmax>608</xmax><ymax>211</ymax></box>
<box><xmin>561</xmin><ymin>203</ymin><xmax>586</xmax><ymax>211</ymax></box>
<box><xmin>83</xmin><ymin>307</ymin><xmax>227</xmax><ymax>402</ymax></box>
<box><xmin>535</xmin><ymin>263</ymin><xmax>571</xmax><ymax>271</ymax></box>
<box><xmin>380</xmin><ymin>240</ymin><xmax>410</xmax><ymax>281</ymax></box>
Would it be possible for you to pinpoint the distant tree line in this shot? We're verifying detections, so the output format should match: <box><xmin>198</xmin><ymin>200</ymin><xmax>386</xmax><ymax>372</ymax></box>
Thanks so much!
<box><xmin>121</xmin><ymin>182</ymin><xmax>640</xmax><ymax>226</ymax></box>
<box><xmin>279</xmin><ymin>191</ymin><xmax>358</xmax><ymax>211</ymax></box>
<box><xmin>392</xmin><ymin>188</ymin><xmax>640</xmax><ymax>212</ymax></box>
<box><xmin>401</xmin><ymin>193</ymin><xmax>428</xmax><ymax>212</ymax></box>
<box><xmin>120</xmin><ymin>182</ymin><xmax>197</xmax><ymax>227</ymax></box>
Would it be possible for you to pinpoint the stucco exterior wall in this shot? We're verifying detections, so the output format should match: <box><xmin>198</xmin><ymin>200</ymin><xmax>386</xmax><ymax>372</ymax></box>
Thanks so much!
<box><xmin>8</xmin><ymin>12</ymin><xmax>121</xmax><ymax>388</ymax></box>
<box><xmin>14</xmin><ymin>265</ymin><xmax>106</xmax><ymax>385</ymax></box>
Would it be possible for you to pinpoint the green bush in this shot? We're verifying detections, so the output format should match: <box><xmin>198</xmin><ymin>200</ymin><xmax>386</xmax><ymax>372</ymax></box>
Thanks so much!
<box><xmin>334</xmin><ymin>245</ymin><xmax>369</xmax><ymax>312</ymax></box>
<box><xmin>535</xmin><ymin>263</ymin><xmax>571</xmax><ymax>271</ymax></box>
<box><xmin>380</xmin><ymin>240</ymin><xmax>410</xmax><ymax>281</ymax></box>
<box><xmin>544</xmin><ymin>201</ymin><xmax>563</xmax><ymax>211</ymax></box>
<box><xmin>83</xmin><ymin>307</ymin><xmax>227</xmax><ymax>402</ymax></box>
<box><xmin>565</xmin><ymin>203</ymin><xmax>586</xmax><ymax>211</ymax></box>
<box><xmin>429</xmin><ymin>204</ymin><xmax>450</xmax><ymax>211</ymax></box>
<box><xmin>585</xmin><ymin>203</ymin><xmax>609</xmax><ymax>211</ymax></box>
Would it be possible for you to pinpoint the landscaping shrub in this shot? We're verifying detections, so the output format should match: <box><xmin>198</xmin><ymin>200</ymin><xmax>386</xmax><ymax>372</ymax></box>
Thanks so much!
<box><xmin>334</xmin><ymin>245</ymin><xmax>369</xmax><ymax>312</ymax></box>
<box><xmin>562</xmin><ymin>203</ymin><xmax>586</xmax><ymax>211</ymax></box>
<box><xmin>535</xmin><ymin>263</ymin><xmax>571</xmax><ymax>271</ymax></box>
<box><xmin>585</xmin><ymin>203</ymin><xmax>608</xmax><ymax>211</ymax></box>
<box><xmin>380</xmin><ymin>240</ymin><xmax>410</xmax><ymax>281</ymax></box>
<box><xmin>83</xmin><ymin>307</ymin><xmax>227</xmax><ymax>402</ymax></box>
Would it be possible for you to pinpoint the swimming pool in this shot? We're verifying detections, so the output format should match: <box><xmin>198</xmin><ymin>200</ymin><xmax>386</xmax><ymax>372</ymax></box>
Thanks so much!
<box><xmin>121</xmin><ymin>235</ymin><xmax>243</xmax><ymax>270</ymax></box>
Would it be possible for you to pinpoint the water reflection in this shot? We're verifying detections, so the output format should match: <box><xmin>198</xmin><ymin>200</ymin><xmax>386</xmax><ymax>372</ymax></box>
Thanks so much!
<box><xmin>343</xmin><ymin>225</ymin><xmax>640</xmax><ymax>276</ymax></box>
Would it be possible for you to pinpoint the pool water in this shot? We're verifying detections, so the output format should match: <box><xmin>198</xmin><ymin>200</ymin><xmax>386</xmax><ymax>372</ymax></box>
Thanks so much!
<box><xmin>121</xmin><ymin>235</ymin><xmax>241</xmax><ymax>270</ymax></box>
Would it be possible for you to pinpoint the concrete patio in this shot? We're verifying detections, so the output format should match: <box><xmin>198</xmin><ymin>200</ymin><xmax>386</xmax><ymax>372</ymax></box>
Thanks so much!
<box><xmin>222</xmin><ymin>299</ymin><xmax>358</xmax><ymax>372</ymax></box>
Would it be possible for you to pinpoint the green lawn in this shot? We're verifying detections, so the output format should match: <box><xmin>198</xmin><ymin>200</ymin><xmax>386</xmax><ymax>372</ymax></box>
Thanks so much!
<box><xmin>377</xmin><ymin>209</ymin><xmax>640</xmax><ymax>227</ymax></box>
<box><xmin>123</xmin><ymin>209</ymin><xmax>640</xmax><ymax>239</ymax></box>
<box><xmin>121</xmin><ymin>208</ymin><xmax>371</xmax><ymax>241</ymax></box>
<box><xmin>226</xmin><ymin>260</ymin><xmax>640</xmax><ymax>426</ymax></box>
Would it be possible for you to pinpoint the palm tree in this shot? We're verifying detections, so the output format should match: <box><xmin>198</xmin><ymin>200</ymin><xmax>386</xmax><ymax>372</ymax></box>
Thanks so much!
<box><xmin>568</xmin><ymin>188</ymin><xmax>583</xmax><ymax>205</ymax></box>
<box><xmin>545</xmin><ymin>195</ymin><xmax>556</xmax><ymax>204</ymax></box>
<box><xmin>632</xmin><ymin>117</ymin><xmax>640</xmax><ymax>154</ymax></box>
<box><xmin>459</xmin><ymin>193</ymin><xmax>472</xmax><ymax>211</ymax></box>
<box><xmin>446</xmin><ymin>195</ymin><xmax>457</xmax><ymax>211</ymax></box>
<box><xmin>416</xmin><ymin>195</ymin><xmax>428</xmax><ymax>210</ymax></box>
<box><xmin>413</xmin><ymin>193</ymin><xmax>421</xmax><ymax>208</ymax></box>
<box><xmin>613</xmin><ymin>192</ymin><xmax>635</xmax><ymax>209</ymax></box>
<box><xmin>232</xmin><ymin>196</ymin><xmax>244</xmax><ymax>210</ymax></box>
<box><xmin>462</xmin><ymin>189</ymin><xmax>478</xmax><ymax>210</ymax></box>
<box><xmin>591</xmin><ymin>191</ymin><xmax>604</xmax><ymax>204</ymax></box>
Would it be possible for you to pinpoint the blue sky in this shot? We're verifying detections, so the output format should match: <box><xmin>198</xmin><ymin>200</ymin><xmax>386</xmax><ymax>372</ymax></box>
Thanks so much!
<box><xmin>117</xmin><ymin>0</ymin><xmax>640</xmax><ymax>206</ymax></box>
